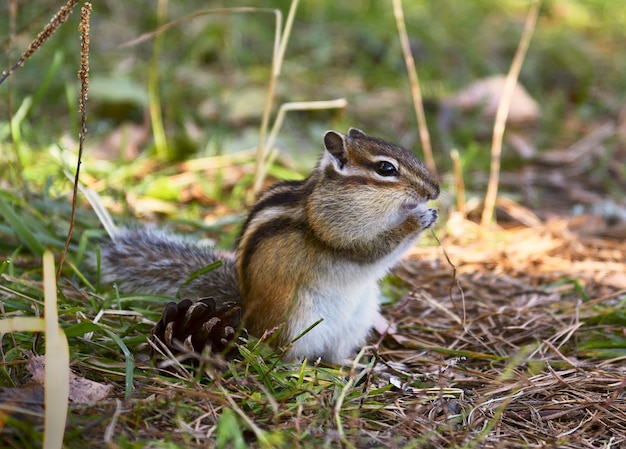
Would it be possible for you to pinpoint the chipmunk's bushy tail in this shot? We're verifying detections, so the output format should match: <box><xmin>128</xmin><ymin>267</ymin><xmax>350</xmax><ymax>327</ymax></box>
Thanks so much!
<box><xmin>98</xmin><ymin>227</ymin><xmax>241</xmax><ymax>303</ymax></box>
<box><xmin>78</xmin><ymin>178</ymin><xmax>241</xmax><ymax>302</ymax></box>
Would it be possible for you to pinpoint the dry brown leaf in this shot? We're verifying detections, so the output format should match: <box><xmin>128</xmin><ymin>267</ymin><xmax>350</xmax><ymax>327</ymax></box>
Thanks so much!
<box><xmin>27</xmin><ymin>354</ymin><xmax>113</xmax><ymax>405</ymax></box>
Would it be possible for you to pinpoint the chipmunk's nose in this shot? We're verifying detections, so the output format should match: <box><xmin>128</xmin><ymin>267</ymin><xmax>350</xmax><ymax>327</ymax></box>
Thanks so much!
<box><xmin>422</xmin><ymin>181</ymin><xmax>439</xmax><ymax>201</ymax></box>
<box><xmin>428</xmin><ymin>183</ymin><xmax>440</xmax><ymax>200</ymax></box>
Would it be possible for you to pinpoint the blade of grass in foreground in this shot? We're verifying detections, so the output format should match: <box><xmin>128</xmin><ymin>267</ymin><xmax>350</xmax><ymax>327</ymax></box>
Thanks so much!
<box><xmin>43</xmin><ymin>251</ymin><xmax>70</xmax><ymax>449</ymax></box>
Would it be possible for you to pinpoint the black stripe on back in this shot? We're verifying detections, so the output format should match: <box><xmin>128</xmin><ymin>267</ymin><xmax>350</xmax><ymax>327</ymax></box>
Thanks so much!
<box><xmin>239</xmin><ymin>216</ymin><xmax>303</xmax><ymax>290</ymax></box>
<box><xmin>237</xmin><ymin>180</ymin><xmax>306</xmax><ymax>241</ymax></box>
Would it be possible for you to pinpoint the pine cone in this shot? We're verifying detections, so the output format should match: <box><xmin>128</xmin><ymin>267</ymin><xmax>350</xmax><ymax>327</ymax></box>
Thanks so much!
<box><xmin>151</xmin><ymin>298</ymin><xmax>247</xmax><ymax>362</ymax></box>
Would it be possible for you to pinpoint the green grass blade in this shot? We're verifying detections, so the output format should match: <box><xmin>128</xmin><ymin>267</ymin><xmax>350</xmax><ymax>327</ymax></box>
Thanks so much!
<box><xmin>0</xmin><ymin>195</ymin><xmax>45</xmax><ymax>255</ymax></box>
<box><xmin>102</xmin><ymin>328</ymin><xmax>135</xmax><ymax>399</ymax></box>
<box><xmin>180</xmin><ymin>259</ymin><xmax>224</xmax><ymax>289</ymax></box>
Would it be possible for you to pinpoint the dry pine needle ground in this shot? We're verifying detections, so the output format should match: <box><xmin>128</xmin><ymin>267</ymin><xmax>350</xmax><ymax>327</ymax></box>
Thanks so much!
<box><xmin>381</xmin><ymin>212</ymin><xmax>626</xmax><ymax>448</ymax></box>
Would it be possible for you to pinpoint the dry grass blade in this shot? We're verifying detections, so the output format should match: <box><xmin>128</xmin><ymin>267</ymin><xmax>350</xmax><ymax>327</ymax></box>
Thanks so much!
<box><xmin>481</xmin><ymin>0</ymin><xmax>540</xmax><ymax>227</ymax></box>
<box><xmin>265</xmin><ymin>99</ymin><xmax>347</xmax><ymax>151</ymax></box>
<box><xmin>392</xmin><ymin>0</ymin><xmax>436</xmax><ymax>175</ymax></box>
<box><xmin>252</xmin><ymin>0</ymin><xmax>300</xmax><ymax>195</ymax></box>
<box><xmin>450</xmin><ymin>149</ymin><xmax>466</xmax><ymax>217</ymax></box>
<box><xmin>43</xmin><ymin>252</ymin><xmax>70</xmax><ymax>449</ymax></box>
<box><xmin>256</xmin><ymin>98</ymin><xmax>348</xmax><ymax>181</ymax></box>
<box><xmin>103</xmin><ymin>399</ymin><xmax>124</xmax><ymax>445</ymax></box>
<box><xmin>0</xmin><ymin>255</ymin><xmax>73</xmax><ymax>447</ymax></box>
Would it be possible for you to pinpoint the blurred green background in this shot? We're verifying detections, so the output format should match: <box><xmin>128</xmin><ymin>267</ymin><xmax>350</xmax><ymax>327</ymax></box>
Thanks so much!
<box><xmin>1</xmin><ymin>0</ymin><xmax>625</xmax><ymax>215</ymax></box>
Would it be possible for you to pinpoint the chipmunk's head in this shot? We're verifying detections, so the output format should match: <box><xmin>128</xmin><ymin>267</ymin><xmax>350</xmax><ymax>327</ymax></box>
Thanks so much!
<box><xmin>309</xmin><ymin>128</ymin><xmax>439</xmax><ymax>241</ymax></box>
<box><xmin>321</xmin><ymin>127</ymin><xmax>439</xmax><ymax>200</ymax></box>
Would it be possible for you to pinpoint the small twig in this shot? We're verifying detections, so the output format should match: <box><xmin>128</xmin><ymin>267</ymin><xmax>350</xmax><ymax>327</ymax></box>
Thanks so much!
<box><xmin>481</xmin><ymin>0</ymin><xmax>540</xmax><ymax>227</ymax></box>
<box><xmin>57</xmin><ymin>1</ymin><xmax>91</xmax><ymax>279</ymax></box>
<box><xmin>392</xmin><ymin>0</ymin><xmax>436</xmax><ymax>176</ymax></box>
<box><xmin>0</xmin><ymin>0</ymin><xmax>80</xmax><ymax>85</ymax></box>
<box><xmin>430</xmin><ymin>228</ymin><xmax>466</xmax><ymax>328</ymax></box>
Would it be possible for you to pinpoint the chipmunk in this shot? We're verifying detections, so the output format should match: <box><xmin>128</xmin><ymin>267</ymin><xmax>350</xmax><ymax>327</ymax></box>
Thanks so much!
<box><xmin>98</xmin><ymin>128</ymin><xmax>440</xmax><ymax>364</ymax></box>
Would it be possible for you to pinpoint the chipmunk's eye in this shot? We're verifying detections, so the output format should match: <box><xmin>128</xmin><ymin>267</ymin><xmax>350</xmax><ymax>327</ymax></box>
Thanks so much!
<box><xmin>375</xmin><ymin>160</ymin><xmax>399</xmax><ymax>177</ymax></box>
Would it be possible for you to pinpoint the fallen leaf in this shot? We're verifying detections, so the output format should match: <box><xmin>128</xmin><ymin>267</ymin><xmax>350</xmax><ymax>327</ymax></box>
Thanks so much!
<box><xmin>27</xmin><ymin>354</ymin><xmax>113</xmax><ymax>405</ymax></box>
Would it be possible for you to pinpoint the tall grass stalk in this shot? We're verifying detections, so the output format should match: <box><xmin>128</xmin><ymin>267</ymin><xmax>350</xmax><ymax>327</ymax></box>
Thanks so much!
<box><xmin>480</xmin><ymin>0</ymin><xmax>540</xmax><ymax>227</ymax></box>
<box><xmin>58</xmin><ymin>1</ymin><xmax>91</xmax><ymax>278</ymax></box>
<box><xmin>0</xmin><ymin>0</ymin><xmax>79</xmax><ymax>85</ymax></box>
<box><xmin>258</xmin><ymin>98</ymin><xmax>347</xmax><ymax>179</ymax></box>
<box><xmin>392</xmin><ymin>0</ymin><xmax>436</xmax><ymax>175</ymax></box>
<box><xmin>148</xmin><ymin>0</ymin><xmax>169</xmax><ymax>159</ymax></box>
<box><xmin>450</xmin><ymin>149</ymin><xmax>466</xmax><ymax>216</ymax></box>
<box><xmin>252</xmin><ymin>0</ymin><xmax>300</xmax><ymax>195</ymax></box>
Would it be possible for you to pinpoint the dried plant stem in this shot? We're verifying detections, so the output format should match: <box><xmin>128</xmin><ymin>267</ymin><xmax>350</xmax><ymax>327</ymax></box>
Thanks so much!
<box><xmin>255</xmin><ymin>98</ymin><xmax>347</xmax><ymax>179</ymax></box>
<box><xmin>117</xmin><ymin>1</ymin><xmax>303</xmax><ymax>194</ymax></box>
<box><xmin>392</xmin><ymin>0</ymin><xmax>436</xmax><ymax>175</ymax></box>
<box><xmin>120</xmin><ymin>7</ymin><xmax>279</xmax><ymax>48</ymax></box>
<box><xmin>480</xmin><ymin>0</ymin><xmax>540</xmax><ymax>227</ymax></box>
<box><xmin>252</xmin><ymin>0</ymin><xmax>300</xmax><ymax>195</ymax></box>
<box><xmin>450</xmin><ymin>149</ymin><xmax>466</xmax><ymax>217</ymax></box>
<box><xmin>0</xmin><ymin>0</ymin><xmax>79</xmax><ymax>85</ymax></box>
<box><xmin>57</xmin><ymin>1</ymin><xmax>91</xmax><ymax>279</ymax></box>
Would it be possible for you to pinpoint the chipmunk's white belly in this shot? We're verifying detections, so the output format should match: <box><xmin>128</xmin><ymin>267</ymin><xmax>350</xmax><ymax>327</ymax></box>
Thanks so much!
<box><xmin>285</xmin><ymin>237</ymin><xmax>418</xmax><ymax>363</ymax></box>
<box><xmin>286</xmin><ymin>277</ymin><xmax>379</xmax><ymax>363</ymax></box>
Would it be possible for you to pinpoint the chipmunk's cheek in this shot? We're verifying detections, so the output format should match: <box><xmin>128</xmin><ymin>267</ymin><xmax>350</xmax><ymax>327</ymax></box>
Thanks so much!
<box><xmin>401</xmin><ymin>201</ymin><xmax>427</xmax><ymax>214</ymax></box>
<box><xmin>402</xmin><ymin>201</ymin><xmax>419</xmax><ymax>211</ymax></box>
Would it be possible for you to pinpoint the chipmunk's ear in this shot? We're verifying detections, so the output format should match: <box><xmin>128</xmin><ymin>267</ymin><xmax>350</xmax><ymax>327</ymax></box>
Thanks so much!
<box><xmin>348</xmin><ymin>127</ymin><xmax>367</xmax><ymax>139</ymax></box>
<box><xmin>323</xmin><ymin>130</ymin><xmax>348</xmax><ymax>169</ymax></box>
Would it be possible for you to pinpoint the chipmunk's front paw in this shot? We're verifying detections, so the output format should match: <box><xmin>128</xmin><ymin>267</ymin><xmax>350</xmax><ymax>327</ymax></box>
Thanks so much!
<box><xmin>417</xmin><ymin>207</ymin><xmax>438</xmax><ymax>230</ymax></box>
